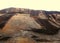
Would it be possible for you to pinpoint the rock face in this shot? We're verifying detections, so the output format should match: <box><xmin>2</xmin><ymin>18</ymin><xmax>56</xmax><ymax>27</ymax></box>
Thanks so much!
<box><xmin>0</xmin><ymin>7</ymin><xmax>60</xmax><ymax>43</ymax></box>
<box><xmin>1</xmin><ymin>13</ymin><xmax>42</xmax><ymax>36</ymax></box>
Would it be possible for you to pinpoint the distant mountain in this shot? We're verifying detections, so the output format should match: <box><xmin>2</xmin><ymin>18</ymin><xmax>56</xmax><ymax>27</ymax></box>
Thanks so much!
<box><xmin>0</xmin><ymin>7</ymin><xmax>60</xmax><ymax>15</ymax></box>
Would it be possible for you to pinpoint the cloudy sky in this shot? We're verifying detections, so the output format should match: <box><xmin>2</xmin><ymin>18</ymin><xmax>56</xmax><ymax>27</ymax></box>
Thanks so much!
<box><xmin>0</xmin><ymin>0</ymin><xmax>60</xmax><ymax>11</ymax></box>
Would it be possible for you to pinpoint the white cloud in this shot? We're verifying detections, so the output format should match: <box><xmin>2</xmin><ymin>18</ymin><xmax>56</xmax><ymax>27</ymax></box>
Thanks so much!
<box><xmin>0</xmin><ymin>0</ymin><xmax>60</xmax><ymax>11</ymax></box>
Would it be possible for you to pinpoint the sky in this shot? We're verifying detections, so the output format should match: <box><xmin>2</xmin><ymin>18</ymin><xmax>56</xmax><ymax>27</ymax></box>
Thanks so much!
<box><xmin>0</xmin><ymin>0</ymin><xmax>60</xmax><ymax>11</ymax></box>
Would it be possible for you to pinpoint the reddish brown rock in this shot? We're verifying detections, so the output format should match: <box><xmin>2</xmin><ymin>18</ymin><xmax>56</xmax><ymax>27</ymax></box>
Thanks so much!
<box><xmin>5</xmin><ymin>37</ymin><xmax>36</xmax><ymax>43</ymax></box>
<box><xmin>1</xmin><ymin>13</ymin><xmax>42</xmax><ymax>36</ymax></box>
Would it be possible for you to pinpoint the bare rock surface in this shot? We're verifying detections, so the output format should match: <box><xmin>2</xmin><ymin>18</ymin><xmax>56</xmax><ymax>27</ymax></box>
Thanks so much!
<box><xmin>5</xmin><ymin>37</ymin><xmax>36</xmax><ymax>43</ymax></box>
<box><xmin>0</xmin><ymin>8</ymin><xmax>60</xmax><ymax>43</ymax></box>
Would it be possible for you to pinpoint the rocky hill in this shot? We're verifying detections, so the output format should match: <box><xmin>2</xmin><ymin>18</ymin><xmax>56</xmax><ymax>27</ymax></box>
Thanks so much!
<box><xmin>0</xmin><ymin>7</ymin><xmax>60</xmax><ymax>43</ymax></box>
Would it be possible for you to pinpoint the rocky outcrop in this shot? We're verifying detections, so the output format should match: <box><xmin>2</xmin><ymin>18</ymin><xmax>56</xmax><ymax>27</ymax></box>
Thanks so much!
<box><xmin>0</xmin><ymin>7</ymin><xmax>60</xmax><ymax>43</ymax></box>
